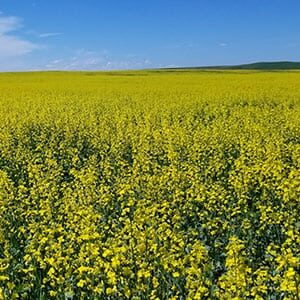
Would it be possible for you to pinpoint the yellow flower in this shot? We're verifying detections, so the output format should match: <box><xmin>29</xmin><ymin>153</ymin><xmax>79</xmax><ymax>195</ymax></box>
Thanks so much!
<box><xmin>77</xmin><ymin>279</ymin><xmax>86</xmax><ymax>288</ymax></box>
<box><xmin>49</xmin><ymin>290</ymin><xmax>57</xmax><ymax>297</ymax></box>
<box><xmin>0</xmin><ymin>276</ymin><xmax>9</xmax><ymax>281</ymax></box>
<box><xmin>172</xmin><ymin>271</ymin><xmax>180</xmax><ymax>278</ymax></box>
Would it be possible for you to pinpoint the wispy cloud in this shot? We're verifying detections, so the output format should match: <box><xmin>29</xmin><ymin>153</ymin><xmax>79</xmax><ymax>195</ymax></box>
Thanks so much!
<box><xmin>162</xmin><ymin>42</ymin><xmax>195</xmax><ymax>50</ymax></box>
<box><xmin>25</xmin><ymin>30</ymin><xmax>63</xmax><ymax>38</ymax></box>
<box><xmin>0</xmin><ymin>13</ymin><xmax>152</xmax><ymax>71</ymax></box>
<box><xmin>38</xmin><ymin>32</ymin><xmax>62</xmax><ymax>38</ymax></box>
<box><xmin>0</xmin><ymin>14</ymin><xmax>21</xmax><ymax>33</ymax></box>
<box><xmin>44</xmin><ymin>49</ymin><xmax>153</xmax><ymax>71</ymax></box>
<box><xmin>219</xmin><ymin>43</ymin><xmax>228</xmax><ymax>47</ymax></box>
<box><xmin>0</xmin><ymin>13</ymin><xmax>39</xmax><ymax>61</ymax></box>
<box><xmin>161</xmin><ymin>64</ymin><xmax>180</xmax><ymax>68</ymax></box>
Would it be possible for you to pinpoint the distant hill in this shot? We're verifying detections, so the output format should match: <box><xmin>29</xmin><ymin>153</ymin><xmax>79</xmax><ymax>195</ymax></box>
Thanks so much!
<box><xmin>165</xmin><ymin>61</ymin><xmax>300</xmax><ymax>70</ymax></box>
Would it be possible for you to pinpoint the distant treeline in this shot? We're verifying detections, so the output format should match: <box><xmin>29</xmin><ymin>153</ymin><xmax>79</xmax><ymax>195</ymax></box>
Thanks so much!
<box><xmin>164</xmin><ymin>61</ymin><xmax>300</xmax><ymax>70</ymax></box>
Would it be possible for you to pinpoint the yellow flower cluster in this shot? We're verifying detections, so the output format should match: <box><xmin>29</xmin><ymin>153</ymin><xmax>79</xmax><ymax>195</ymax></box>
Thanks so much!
<box><xmin>0</xmin><ymin>70</ymin><xmax>299</xmax><ymax>299</ymax></box>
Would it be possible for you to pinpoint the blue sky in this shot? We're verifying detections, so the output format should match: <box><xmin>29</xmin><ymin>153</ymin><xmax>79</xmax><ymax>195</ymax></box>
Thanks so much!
<box><xmin>0</xmin><ymin>0</ymin><xmax>300</xmax><ymax>71</ymax></box>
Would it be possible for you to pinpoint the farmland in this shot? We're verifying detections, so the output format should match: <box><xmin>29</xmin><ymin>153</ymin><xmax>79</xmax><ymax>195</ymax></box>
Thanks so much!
<box><xmin>0</xmin><ymin>70</ymin><xmax>299</xmax><ymax>299</ymax></box>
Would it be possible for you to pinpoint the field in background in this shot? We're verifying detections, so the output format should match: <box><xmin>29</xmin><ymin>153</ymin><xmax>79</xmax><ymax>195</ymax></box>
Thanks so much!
<box><xmin>0</xmin><ymin>70</ymin><xmax>299</xmax><ymax>299</ymax></box>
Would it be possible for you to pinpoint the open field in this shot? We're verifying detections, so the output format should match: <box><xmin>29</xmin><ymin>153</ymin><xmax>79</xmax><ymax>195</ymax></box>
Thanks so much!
<box><xmin>0</xmin><ymin>70</ymin><xmax>299</xmax><ymax>299</ymax></box>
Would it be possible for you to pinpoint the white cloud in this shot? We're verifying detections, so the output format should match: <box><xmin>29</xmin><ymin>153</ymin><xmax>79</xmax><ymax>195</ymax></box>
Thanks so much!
<box><xmin>161</xmin><ymin>64</ymin><xmax>180</xmax><ymax>68</ymax></box>
<box><xmin>44</xmin><ymin>49</ymin><xmax>153</xmax><ymax>71</ymax></box>
<box><xmin>0</xmin><ymin>13</ymin><xmax>152</xmax><ymax>71</ymax></box>
<box><xmin>0</xmin><ymin>13</ymin><xmax>39</xmax><ymax>60</ymax></box>
<box><xmin>162</xmin><ymin>42</ymin><xmax>195</xmax><ymax>50</ymax></box>
<box><xmin>219</xmin><ymin>43</ymin><xmax>228</xmax><ymax>47</ymax></box>
<box><xmin>25</xmin><ymin>30</ymin><xmax>63</xmax><ymax>38</ymax></box>
<box><xmin>0</xmin><ymin>35</ymin><xmax>38</xmax><ymax>57</ymax></box>
<box><xmin>38</xmin><ymin>32</ymin><xmax>62</xmax><ymax>38</ymax></box>
<box><xmin>0</xmin><ymin>15</ymin><xmax>21</xmax><ymax>34</ymax></box>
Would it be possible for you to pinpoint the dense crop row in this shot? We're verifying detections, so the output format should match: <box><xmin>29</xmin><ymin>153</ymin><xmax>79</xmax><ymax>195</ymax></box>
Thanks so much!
<box><xmin>0</xmin><ymin>70</ymin><xmax>299</xmax><ymax>299</ymax></box>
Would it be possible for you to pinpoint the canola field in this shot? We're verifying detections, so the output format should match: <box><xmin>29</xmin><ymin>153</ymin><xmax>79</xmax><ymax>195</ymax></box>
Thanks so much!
<box><xmin>0</xmin><ymin>70</ymin><xmax>299</xmax><ymax>299</ymax></box>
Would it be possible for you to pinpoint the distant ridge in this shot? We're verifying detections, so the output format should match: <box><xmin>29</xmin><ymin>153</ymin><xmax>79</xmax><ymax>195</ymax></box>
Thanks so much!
<box><xmin>166</xmin><ymin>61</ymin><xmax>300</xmax><ymax>70</ymax></box>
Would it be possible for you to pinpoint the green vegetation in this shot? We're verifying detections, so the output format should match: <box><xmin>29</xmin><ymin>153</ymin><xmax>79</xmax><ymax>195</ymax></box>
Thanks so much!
<box><xmin>165</xmin><ymin>61</ymin><xmax>300</xmax><ymax>71</ymax></box>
